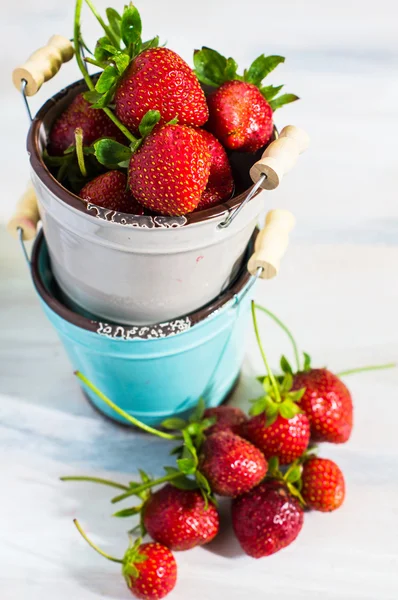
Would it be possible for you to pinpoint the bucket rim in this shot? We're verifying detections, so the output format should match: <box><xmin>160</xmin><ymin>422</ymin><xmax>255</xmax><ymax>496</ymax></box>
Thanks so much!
<box><xmin>27</xmin><ymin>77</ymin><xmax>273</xmax><ymax>230</ymax></box>
<box><xmin>31</xmin><ymin>230</ymin><xmax>254</xmax><ymax>340</ymax></box>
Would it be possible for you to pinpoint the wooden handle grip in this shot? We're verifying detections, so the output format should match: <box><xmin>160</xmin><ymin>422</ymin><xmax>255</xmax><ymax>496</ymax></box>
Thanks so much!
<box><xmin>249</xmin><ymin>125</ymin><xmax>309</xmax><ymax>190</ymax></box>
<box><xmin>248</xmin><ymin>209</ymin><xmax>295</xmax><ymax>279</ymax></box>
<box><xmin>12</xmin><ymin>35</ymin><xmax>74</xmax><ymax>96</ymax></box>
<box><xmin>7</xmin><ymin>184</ymin><xmax>40</xmax><ymax>241</ymax></box>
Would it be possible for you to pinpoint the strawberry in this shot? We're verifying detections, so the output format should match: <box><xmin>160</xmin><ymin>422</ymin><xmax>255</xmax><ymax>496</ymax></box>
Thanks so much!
<box><xmin>203</xmin><ymin>406</ymin><xmax>247</xmax><ymax>436</ymax></box>
<box><xmin>129</xmin><ymin>124</ymin><xmax>211</xmax><ymax>215</ymax></box>
<box><xmin>123</xmin><ymin>542</ymin><xmax>177</xmax><ymax>599</ymax></box>
<box><xmin>195</xmin><ymin>130</ymin><xmax>234</xmax><ymax>210</ymax></box>
<box><xmin>115</xmin><ymin>47</ymin><xmax>208</xmax><ymax>134</ymax></box>
<box><xmin>207</xmin><ymin>81</ymin><xmax>274</xmax><ymax>153</ymax></box>
<box><xmin>74</xmin><ymin>521</ymin><xmax>176</xmax><ymax>600</ymax></box>
<box><xmin>232</xmin><ymin>479</ymin><xmax>304</xmax><ymax>557</ymax></box>
<box><xmin>198</xmin><ymin>431</ymin><xmax>267</xmax><ymax>497</ymax></box>
<box><xmin>80</xmin><ymin>170</ymin><xmax>145</xmax><ymax>214</ymax></box>
<box><xmin>143</xmin><ymin>484</ymin><xmax>219</xmax><ymax>550</ymax></box>
<box><xmin>301</xmin><ymin>457</ymin><xmax>345</xmax><ymax>512</ymax></box>
<box><xmin>48</xmin><ymin>93</ymin><xmax>125</xmax><ymax>156</ymax></box>
<box><xmin>194</xmin><ymin>48</ymin><xmax>298</xmax><ymax>152</ymax></box>
<box><xmin>292</xmin><ymin>368</ymin><xmax>353</xmax><ymax>444</ymax></box>
<box><xmin>243</xmin><ymin>412</ymin><xmax>310</xmax><ymax>465</ymax></box>
<box><xmin>244</xmin><ymin>302</ymin><xmax>310</xmax><ymax>464</ymax></box>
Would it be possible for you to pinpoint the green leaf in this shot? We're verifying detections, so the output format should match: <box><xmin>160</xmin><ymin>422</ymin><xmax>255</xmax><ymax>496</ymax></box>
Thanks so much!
<box><xmin>121</xmin><ymin>3</ymin><xmax>142</xmax><ymax>47</ymax></box>
<box><xmin>281</xmin><ymin>372</ymin><xmax>293</xmax><ymax>393</ymax></box>
<box><xmin>177</xmin><ymin>457</ymin><xmax>197</xmax><ymax>475</ymax></box>
<box><xmin>138</xmin><ymin>469</ymin><xmax>151</xmax><ymax>484</ymax></box>
<box><xmin>166</xmin><ymin>116</ymin><xmax>178</xmax><ymax>126</ymax></box>
<box><xmin>112</xmin><ymin>50</ymin><xmax>130</xmax><ymax>75</ymax></box>
<box><xmin>249</xmin><ymin>395</ymin><xmax>268</xmax><ymax>417</ymax></box>
<box><xmin>83</xmin><ymin>90</ymin><xmax>103</xmax><ymax>105</ymax></box>
<box><xmin>94</xmin><ymin>138</ymin><xmax>132</xmax><ymax>168</ymax></box>
<box><xmin>95</xmin><ymin>65</ymin><xmax>118</xmax><ymax>93</ymax></box>
<box><xmin>193</xmin><ymin>47</ymin><xmax>228</xmax><ymax>87</ymax></box>
<box><xmin>267</xmin><ymin>455</ymin><xmax>279</xmax><ymax>475</ymax></box>
<box><xmin>138</xmin><ymin>110</ymin><xmax>161</xmax><ymax>139</ymax></box>
<box><xmin>270</xmin><ymin>93</ymin><xmax>299</xmax><ymax>111</ymax></box>
<box><xmin>94</xmin><ymin>36</ymin><xmax>117</xmax><ymax>62</ymax></box>
<box><xmin>161</xmin><ymin>417</ymin><xmax>186</xmax><ymax>430</ymax></box>
<box><xmin>287</xmin><ymin>482</ymin><xmax>305</xmax><ymax>505</ymax></box>
<box><xmin>244</xmin><ymin>55</ymin><xmax>285</xmax><ymax>86</ymax></box>
<box><xmin>106</xmin><ymin>7</ymin><xmax>122</xmax><ymax>40</ymax></box>
<box><xmin>265</xmin><ymin>401</ymin><xmax>279</xmax><ymax>426</ymax></box>
<box><xmin>91</xmin><ymin>85</ymin><xmax>117</xmax><ymax>109</ymax></box>
<box><xmin>186</xmin><ymin>422</ymin><xmax>201</xmax><ymax>436</ymax></box>
<box><xmin>303</xmin><ymin>352</ymin><xmax>312</xmax><ymax>372</ymax></box>
<box><xmin>280</xmin><ymin>355</ymin><xmax>293</xmax><ymax>375</ymax></box>
<box><xmin>141</xmin><ymin>36</ymin><xmax>160</xmax><ymax>52</ymax></box>
<box><xmin>288</xmin><ymin>388</ymin><xmax>306</xmax><ymax>402</ymax></box>
<box><xmin>224</xmin><ymin>57</ymin><xmax>238</xmax><ymax>80</ymax></box>
<box><xmin>279</xmin><ymin>399</ymin><xmax>300</xmax><ymax>420</ymax></box>
<box><xmin>114</xmin><ymin>505</ymin><xmax>143</xmax><ymax>517</ymax></box>
<box><xmin>200</xmin><ymin>417</ymin><xmax>217</xmax><ymax>431</ymax></box>
<box><xmin>195</xmin><ymin>470</ymin><xmax>211</xmax><ymax>495</ymax></box>
<box><xmin>260</xmin><ymin>84</ymin><xmax>284</xmax><ymax>101</ymax></box>
<box><xmin>189</xmin><ymin>398</ymin><xmax>206</xmax><ymax>423</ymax></box>
<box><xmin>285</xmin><ymin>465</ymin><xmax>302</xmax><ymax>484</ymax></box>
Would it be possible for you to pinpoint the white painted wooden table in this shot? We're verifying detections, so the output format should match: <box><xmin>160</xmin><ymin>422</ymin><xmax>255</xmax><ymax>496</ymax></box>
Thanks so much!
<box><xmin>1</xmin><ymin>0</ymin><xmax>398</xmax><ymax>598</ymax></box>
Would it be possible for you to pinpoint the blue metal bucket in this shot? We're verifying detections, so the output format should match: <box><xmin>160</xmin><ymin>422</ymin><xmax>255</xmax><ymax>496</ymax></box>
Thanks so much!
<box><xmin>29</xmin><ymin>231</ymin><xmax>257</xmax><ymax>425</ymax></box>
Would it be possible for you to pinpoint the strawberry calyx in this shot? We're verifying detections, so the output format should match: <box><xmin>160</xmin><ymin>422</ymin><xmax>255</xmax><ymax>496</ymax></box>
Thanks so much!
<box><xmin>92</xmin><ymin>109</ymin><xmax>169</xmax><ymax>169</ymax></box>
<box><xmin>193</xmin><ymin>46</ymin><xmax>298</xmax><ymax>111</ymax></box>
<box><xmin>250</xmin><ymin>372</ymin><xmax>305</xmax><ymax>426</ymax></box>
<box><xmin>122</xmin><ymin>538</ymin><xmax>150</xmax><ymax>585</ymax></box>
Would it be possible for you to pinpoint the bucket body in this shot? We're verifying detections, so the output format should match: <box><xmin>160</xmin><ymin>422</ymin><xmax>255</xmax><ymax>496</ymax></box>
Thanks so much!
<box><xmin>28</xmin><ymin>79</ymin><xmax>266</xmax><ymax>325</ymax></box>
<box><xmin>32</xmin><ymin>233</ymin><xmax>254</xmax><ymax>426</ymax></box>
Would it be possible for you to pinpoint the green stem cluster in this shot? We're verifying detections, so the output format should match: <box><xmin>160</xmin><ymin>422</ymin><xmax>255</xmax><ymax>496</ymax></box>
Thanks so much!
<box><xmin>74</xmin><ymin>0</ymin><xmax>138</xmax><ymax>144</ymax></box>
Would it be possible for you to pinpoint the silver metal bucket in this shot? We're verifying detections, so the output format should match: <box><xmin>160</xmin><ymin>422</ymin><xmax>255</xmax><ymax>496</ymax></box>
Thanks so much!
<box><xmin>27</xmin><ymin>80</ymin><xmax>269</xmax><ymax>325</ymax></box>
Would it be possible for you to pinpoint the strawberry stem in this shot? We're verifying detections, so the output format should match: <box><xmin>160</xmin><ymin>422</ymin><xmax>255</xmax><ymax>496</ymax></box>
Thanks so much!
<box><xmin>111</xmin><ymin>471</ymin><xmax>184</xmax><ymax>504</ymax></box>
<box><xmin>84</xmin><ymin>0</ymin><xmax>120</xmax><ymax>48</ymax></box>
<box><xmin>61</xmin><ymin>476</ymin><xmax>129</xmax><ymax>491</ymax></box>
<box><xmin>337</xmin><ymin>363</ymin><xmax>396</xmax><ymax>377</ymax></box>
<box><xmin>74</xmin><ymin>128</ymin><xmax>87</xmax><ymax>177</ymax></box>
<box><xmin>251</xmin><ymin>301</ymin><xmax>281</xmax><ymax>403</ymax></box>
<box><xmin>75</xmin><ymin>371</ymin><xmax>180</xmax><ymax>441</ymax></box>
<box><xmin>74</xmin><ymin>519</ymin><xmax>123</xmax><ymax>563</ymax></box>
<box><xmin>74</xmin><ymin>0</ymin><xmax>138</xmax><ymax>145</ymax></box>
<box><xmin>254</xmin><ymin>303</ymin><xmax>301</xmax><ymax>371</ymax></box>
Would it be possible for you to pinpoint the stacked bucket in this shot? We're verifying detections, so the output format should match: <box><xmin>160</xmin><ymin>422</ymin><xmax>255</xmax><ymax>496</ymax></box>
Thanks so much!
<box><xmin>9</xmin><ymin>36</ymin><xmax>308</xmax><ymax>425</ymax></box>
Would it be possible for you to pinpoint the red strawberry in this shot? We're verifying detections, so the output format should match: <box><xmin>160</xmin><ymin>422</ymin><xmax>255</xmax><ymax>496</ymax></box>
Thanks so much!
<box><xmin>243</xmin><ymin>412</ymin><xmax>310</xmax><ymax>465</ymax></box>
<box><xmin>292</xmin><ymin>369</ymin><xmax>353</xmax><ymax>443</ymax></box>
<box><xmin>207</xmin><ymin>81</ymin><xmax>273</xmax><ymax>153</ymax></box>
<box><xmin>115</xmin><ymin>47</ymin><xmax>208</xmax><ymax>134</ymax></box>
<box><xmin>199</xmin><ymin>431</ymin><xmax>267</xmax><ymax>497</ymax></box>
<box><xmin>48</xmin><ymin>93</ymin><xmax>125</xmax><ymax>156</ymax></box>
<box><xmin>301</xmin><ymin>457</ymin><xmax>345</xmax><ymax>512</ymax></box>
<box><xmin>203</xmin><ymin>406</ymin><xmax>247</xmax><ymax>436</ymax></box>
<box><xmin>123</xmin><ymin>542</ymin><xmax>177</xmax><ymax>599</ymax></box>
<box><xmin>129</xmin><ymin>124</ymin><xmax>211</xmax><ymax>215</ymax></box>
<box><xmin>143</xmin><ymin>484</ymin><xmax>219</xmax><ymax>551</ymax></box>
<box><xmin>74</xmin><ymin>521</ymin><xmax>176</xmax><ymax>600</ymax></box>
<box><xmin>195</xmin><ymin>130</ymin><xmax>234</xmax><ymax>210</ymax></box>
<box><xmin>80</xmin><ymin>170</ymin><xmax>145</xmax><ymax>214</ymax></box>
<box><xmin>194</xmin><ymin>48</ymin><xmax>298</xmax><ymax>153</ymax></box>
<box><xmin>232</xmin><ymin>479</ymin><xmax>304</xmax><ymax>558</ymax></box>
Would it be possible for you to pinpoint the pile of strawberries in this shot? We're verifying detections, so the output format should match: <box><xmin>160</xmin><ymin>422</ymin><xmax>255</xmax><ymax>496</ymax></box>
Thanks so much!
<box><xmin>64</xmin><ymin>302</ymin><xmax>359</xmax><ymax>599</ymax></box>
<box><xmin>45</xmin><ymin>1</ymin><xmax>298</xmax><ymax>216</ymax></box>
